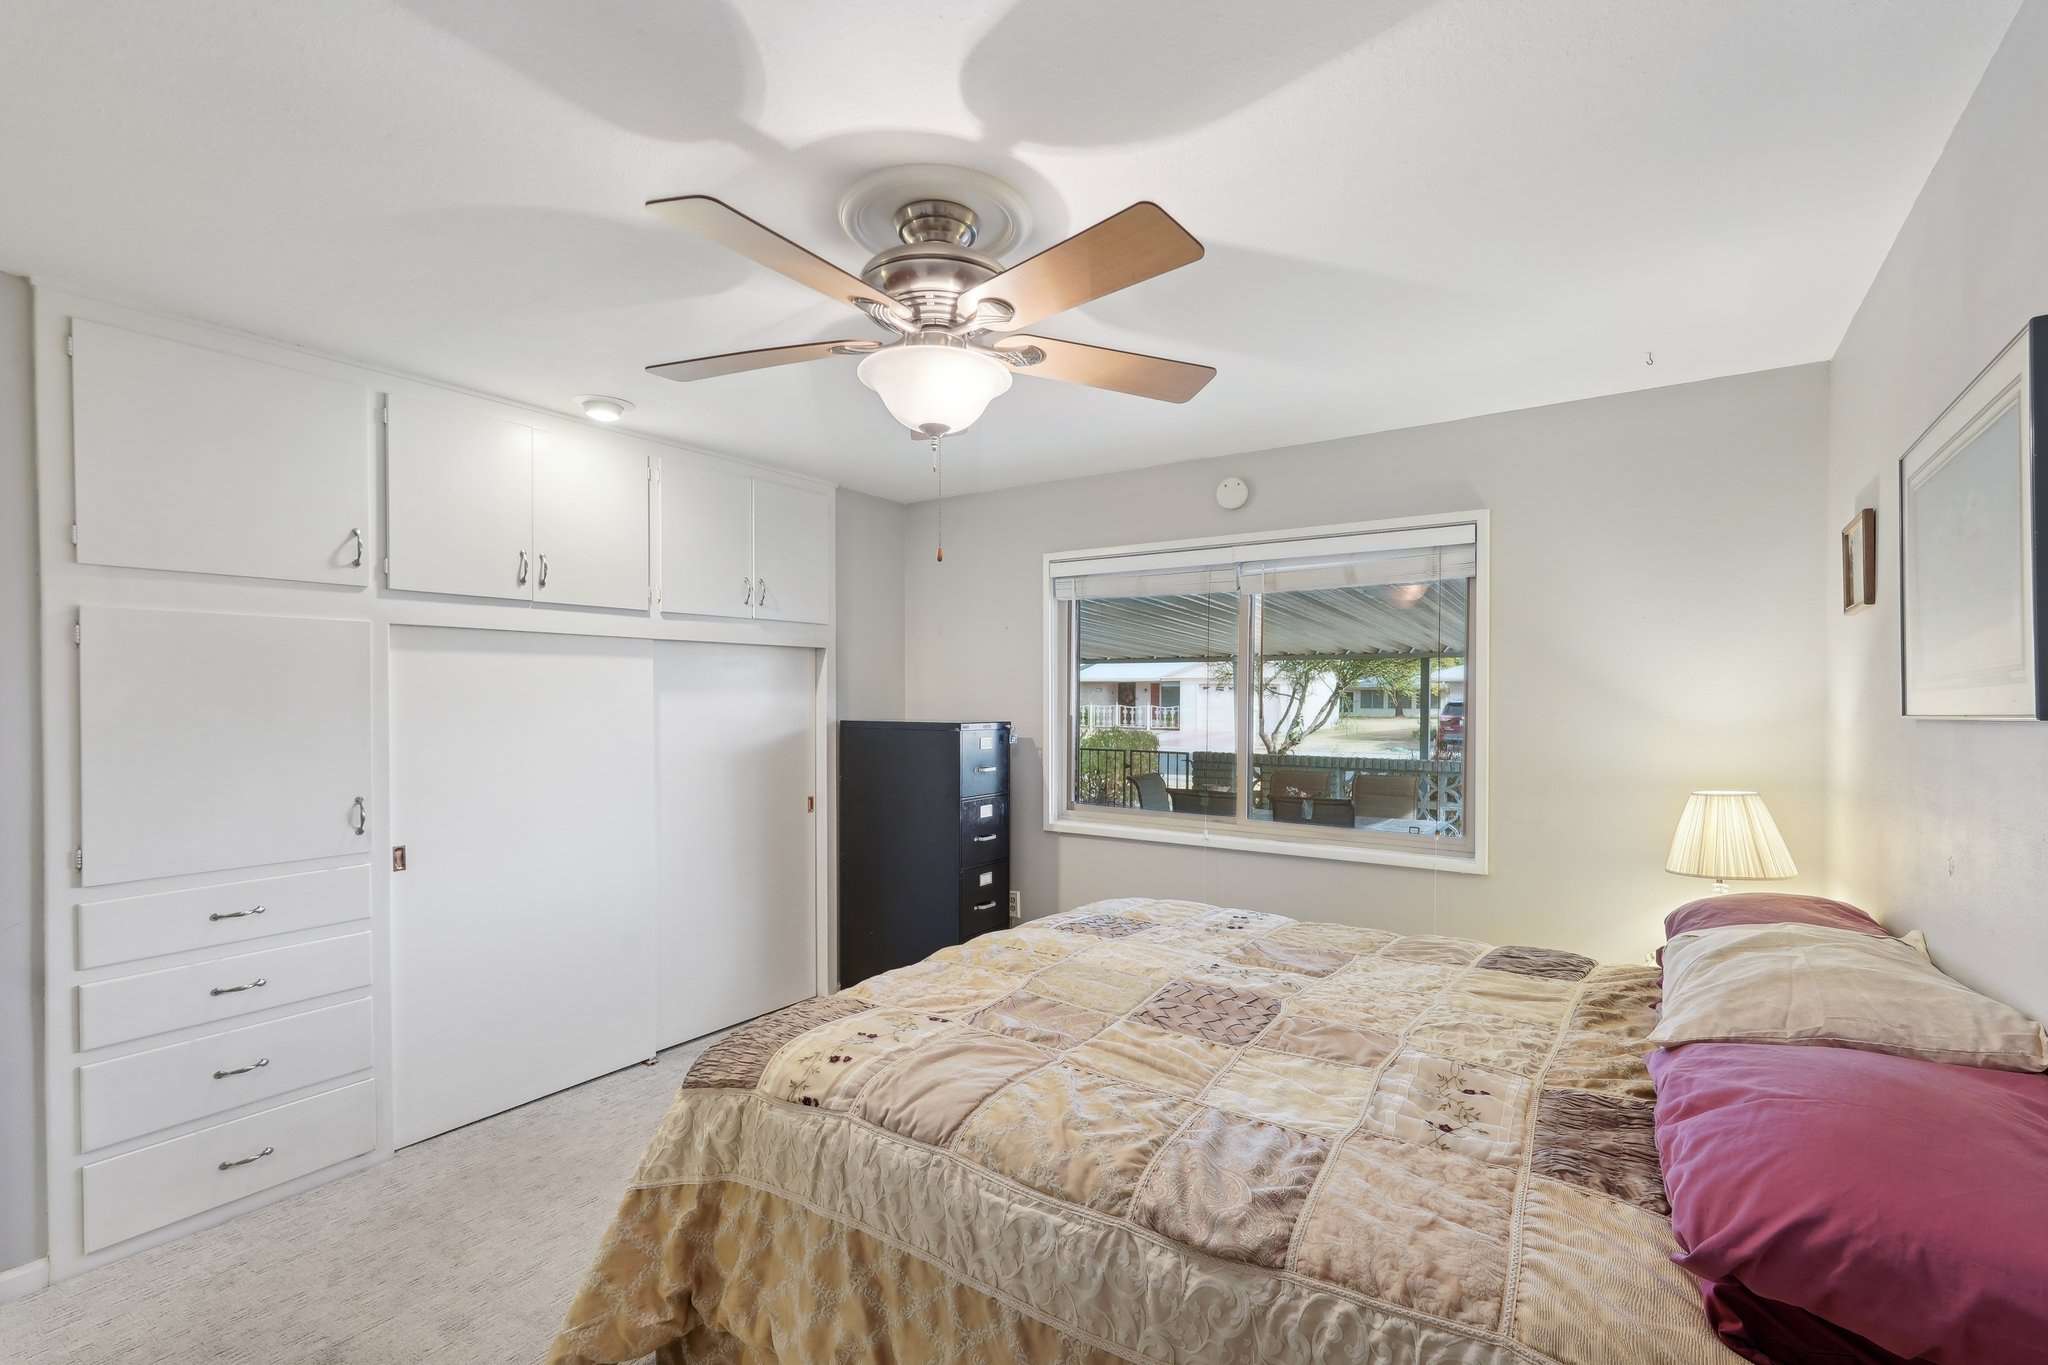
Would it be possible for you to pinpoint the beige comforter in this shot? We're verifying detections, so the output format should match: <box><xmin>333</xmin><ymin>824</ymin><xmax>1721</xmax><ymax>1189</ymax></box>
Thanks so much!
<box><xmin>550</xmin><ymin>899</ymin><xmax>1729</xmax><ymax>1365</ymax></box>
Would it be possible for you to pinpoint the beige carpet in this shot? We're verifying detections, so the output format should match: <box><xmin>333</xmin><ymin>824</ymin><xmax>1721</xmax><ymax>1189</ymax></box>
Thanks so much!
<box><xmin>0</xmin><ymin>1041</ymin><xmax>710</xmax><ymax>1364</ymax></box>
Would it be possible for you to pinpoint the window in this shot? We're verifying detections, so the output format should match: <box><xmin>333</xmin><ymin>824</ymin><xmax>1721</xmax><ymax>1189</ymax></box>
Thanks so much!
<box><xmin>1046</xmin><ymin>514</ymin><xmax>1485</xmax><ymax>871</ymax></box>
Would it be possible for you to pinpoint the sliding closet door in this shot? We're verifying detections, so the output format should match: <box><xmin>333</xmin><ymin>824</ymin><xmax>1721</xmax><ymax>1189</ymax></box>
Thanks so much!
<box><xmin>654</xmin><ymin>642</ymin><xmax>817</xmax><ymax>1047</ymax></box>
<box><xmin>389</xmin><ymin>628</ymin><xmax>657</xmax><ymax>1146</ymax></box>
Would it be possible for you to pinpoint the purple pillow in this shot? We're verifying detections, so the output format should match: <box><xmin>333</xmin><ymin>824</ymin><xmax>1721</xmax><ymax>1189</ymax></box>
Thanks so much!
<box><xmin>1663</xmin><ymin>892</ymin><xmax>1890</xmax><ymax>943</ymax></box>
<box><xmin>1650</xmin><ymin>1042</ymin><xmax>2048</xmax><ymax>1365</ymax></box>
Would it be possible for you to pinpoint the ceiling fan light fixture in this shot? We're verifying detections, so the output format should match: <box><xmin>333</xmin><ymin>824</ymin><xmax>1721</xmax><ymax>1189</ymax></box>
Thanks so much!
<box><xmin>579</xmin><ymin>395</ymin><xmax>633</xmax><ymax>423</ymax></box>
<box><xmin>856</xmin><ymin>335</ymin><xmax>1011</xmax><ymax>437</ymax></box>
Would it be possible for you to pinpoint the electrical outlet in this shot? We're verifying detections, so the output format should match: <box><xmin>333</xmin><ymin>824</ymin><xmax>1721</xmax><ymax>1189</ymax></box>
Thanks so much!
<box><xmin>1008</xmin><ymin>890</ymin><xmax>1022</xmax><ymax>922</ymax></box>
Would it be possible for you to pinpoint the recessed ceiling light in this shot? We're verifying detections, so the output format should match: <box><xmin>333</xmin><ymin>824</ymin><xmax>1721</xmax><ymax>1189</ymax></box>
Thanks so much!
<box><xmin>579</xmin><ymin>395</ymin><xmax>632</xmax><ymax>423</ymax></box>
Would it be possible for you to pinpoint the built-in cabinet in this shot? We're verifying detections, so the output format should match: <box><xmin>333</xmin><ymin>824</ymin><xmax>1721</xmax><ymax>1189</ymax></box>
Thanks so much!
<box><xmin>660</xmin><ymin>452</ymin><xmax>832</xmax><ymax>623</ymax></box>
<box><xmin>387</xmin><ymin>394</ymin><xmax>652</xmax><ymax>611</ymax></box>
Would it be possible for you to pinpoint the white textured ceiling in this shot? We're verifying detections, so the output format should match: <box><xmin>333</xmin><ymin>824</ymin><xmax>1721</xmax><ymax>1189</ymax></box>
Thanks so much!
<box><xmin>0</xmin><ymin>1</ymin><xmax>2020</xmax><ymax>502</ymax></box>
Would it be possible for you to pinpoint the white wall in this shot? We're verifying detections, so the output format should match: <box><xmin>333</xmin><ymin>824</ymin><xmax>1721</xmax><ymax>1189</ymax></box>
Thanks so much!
<box><xmin>1825</xmin><ymin>0</ymin><xmax>2048</xmax><ymax>1020</ymax></box>
<box><xmin>833</xmin><ymin>489</ymin><xmax>906</xmax><ymax>720</ymax></box>
<box><xmin>1</xmin><ymin>270</ymin><xmax>42</xmax><ymax>1272</ymax></box>
<box><xmin>902</xmin><ymin>364</ymin><xmax>1832</xmax><ymax>964</ymax></box>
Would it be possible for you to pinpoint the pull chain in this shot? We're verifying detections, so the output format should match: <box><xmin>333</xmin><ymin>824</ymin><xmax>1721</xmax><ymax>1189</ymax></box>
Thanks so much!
<box><xmin>930</xmin><ymin>432</ymin><xmax>944</xmax><ymax>562</ymax></box>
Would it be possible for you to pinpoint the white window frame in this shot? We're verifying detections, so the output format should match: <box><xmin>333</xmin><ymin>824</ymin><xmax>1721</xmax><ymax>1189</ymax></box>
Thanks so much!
<box><xmin>1041</xmin><ymin>510</ymin><xmax>1489</xmax><ymax>874</ymax></box>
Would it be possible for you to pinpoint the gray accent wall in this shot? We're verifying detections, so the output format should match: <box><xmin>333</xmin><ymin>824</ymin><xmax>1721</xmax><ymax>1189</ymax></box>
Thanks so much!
<box><xmin>898</xmin><ymin>364</ymin><xmax>1833</xmax><ymax>963</ymax></box>
<box><xmin>1825</xmin><ymin>0</ymin><xmax>2048</xmax><ymax>1020</ymax></box>
<box><xmin>1</xmin><ymin>270</ymin><xmax>43</xmax><ymax>1272</ymax></box>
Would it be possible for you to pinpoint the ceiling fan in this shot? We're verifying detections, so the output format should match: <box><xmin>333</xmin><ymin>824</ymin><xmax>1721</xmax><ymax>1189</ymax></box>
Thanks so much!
<box><xmin>644</xmin><ymin>193</ymin><xmax>1216</xmax><ymax>439</ymax></box>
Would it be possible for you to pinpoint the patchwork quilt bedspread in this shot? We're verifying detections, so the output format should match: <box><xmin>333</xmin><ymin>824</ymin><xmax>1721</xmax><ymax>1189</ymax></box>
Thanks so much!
<box><xmin>549</xmin><ymin>899</ymin><xmax>1730</xmax><ymax>1365</ymax></box>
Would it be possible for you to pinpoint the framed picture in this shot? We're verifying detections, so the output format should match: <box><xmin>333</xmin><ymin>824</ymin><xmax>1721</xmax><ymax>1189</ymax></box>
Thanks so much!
<box><xmin>1899</xmin><ymin>316</ymin><xmax>2045</xmax><ymax>719</ymax></box>
<box><xmin>1841</xmin><ymin>507</ymin><xmax>1876</xmax><ymax>614</ymax></box>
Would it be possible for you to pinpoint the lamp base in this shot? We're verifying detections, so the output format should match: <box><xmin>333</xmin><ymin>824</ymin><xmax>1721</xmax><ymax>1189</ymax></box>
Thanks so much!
<box><xmin>1711</xmin><ymin>879</ymin><xmax>1731</xmax><ymax>894</ymax></box>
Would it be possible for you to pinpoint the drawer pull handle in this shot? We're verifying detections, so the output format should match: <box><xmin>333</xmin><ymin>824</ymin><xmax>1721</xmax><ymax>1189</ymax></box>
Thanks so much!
<box><xmin>209</xmin><ymin>905</ymin><xmax>267</xmax><ymax>922</ymax></box>
<box><xmin>972</xmin><ymin>900</ymin><xmax>999</xmax><ymax>913</ymax></box>
<box><xmin>218</xmin><ymin>1146</ymin><xmax>275</xmax><ymax>1171</ymax></box>
<box><xmin>213</xmin><ymin>1057</ymin><xmax>271</xmax><ymax>1080</ymax></box>
<box><xmin>972</xmin><ymin>834</ymin><xmax>998</xmax><ymax>843</ymax></box>
<box><xmin>349</xmin><ymin>796</ymin><xmax>367</xmax><ymax>835</ymax></box>
<box><xmin>209</xmin><ymin>977</ymin><xmax>268</xmax><ymax>997</ymax></box>
<box><xmin>974</xmin><ymin>765</ymin><xmax>998</xmax><ymax>774</ymax></box>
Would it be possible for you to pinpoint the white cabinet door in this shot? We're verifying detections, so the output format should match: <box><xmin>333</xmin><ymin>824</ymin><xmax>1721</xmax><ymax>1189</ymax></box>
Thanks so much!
<box><xmin>389</xmin><ymin>627</ymin><xmax>657</xmax><ymax>1146</ymax></box>
<box><xmin>386</xmin><ymin>393</ymin><xmax>534</xmax><ymax>601</ymax></box>
<box><xmin>70</xmin><ymin>320</ymin><xmax>371</xmax><ymax>587</ymax></box>
<box><xmin>79</xmin><ymin>608</ymin><xmax>374</xmax><ymax>886</ymax></box>
<box><xmin>750</xmin><ymin>479</ymin><xmax>832</xmax><ymax>624</ymax></box>
<box><xmin>659</xmin><ymin>453</ymin><xmax>754</xmax><ymax>619</ymax></box>
<box><xmin>653</xmin><ymin>642</ymin><xmax>817</xmax><ymax>1047</ymax></box>
<box><xmin>534</xmin><ymin>427</ymin><xmax>650</xmax><ymax>611</ymax></box>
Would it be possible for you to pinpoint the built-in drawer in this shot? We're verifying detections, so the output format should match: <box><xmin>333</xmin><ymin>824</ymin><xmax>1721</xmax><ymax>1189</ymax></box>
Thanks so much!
<box><xmin>958</xmin><ymin>727</ymin><xmax>1008</xmax><ymax>799</ymax></box>
<box><xmin>959</xmin><ymin>862</ymin><xmax>1008</xmax><ymax>941</ymax></box>
<box><xmin>78</xmin><ymin>997</ymin><xmax>375</xmax><ymax>1152</ymax></box>
<box><xmin>959</xmin><ymin>794</ymin><xmax>1009</xmax><ymax>866</ymax></box>
<box><xmin>82</xmin><ymin>1079</ymin><xmax>376</xmax><ymax>1253</ymax></box>
<box><xmin>77</xmin><ymin>932</ymin><xmax>372</xmax><ymax>1051</ymax></box>
<box><xmin>76</xmin><ymin>863</ymin><xmax>370</xmax><ymax>969</ymax></box>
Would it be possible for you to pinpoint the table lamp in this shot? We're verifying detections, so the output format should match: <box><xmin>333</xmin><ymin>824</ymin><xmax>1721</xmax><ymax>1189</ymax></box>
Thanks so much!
<box><xmin>1665</xmin><ymin>790</ymin><xmax>1796</xmax><ymax>894</ymax></box>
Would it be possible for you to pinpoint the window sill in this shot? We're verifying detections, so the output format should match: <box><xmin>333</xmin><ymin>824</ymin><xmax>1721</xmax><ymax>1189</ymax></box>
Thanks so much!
<box><xmin>1046</xmin><ymin>813</ymin><xmax>1487</xmax><ymax>875</ymax></box>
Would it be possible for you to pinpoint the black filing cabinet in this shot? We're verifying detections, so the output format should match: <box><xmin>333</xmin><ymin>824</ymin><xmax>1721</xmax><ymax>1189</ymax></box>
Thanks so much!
<box><xmin>839</xmin><ymin>720</ymin><xmax>1010</xmax><ymax>987</ymax></box>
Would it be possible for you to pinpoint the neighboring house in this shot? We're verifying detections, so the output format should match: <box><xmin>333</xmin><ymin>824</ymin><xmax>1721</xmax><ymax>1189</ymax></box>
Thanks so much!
<box><xmin>1341</xmin><ymin>662</ymin><xmax>1465</xmax><ymax>717</ymax></box>
<box><xmin>1077</xmin><ymin>661</ymin><xmax>1236</xmax><ymax>752</ymax></box>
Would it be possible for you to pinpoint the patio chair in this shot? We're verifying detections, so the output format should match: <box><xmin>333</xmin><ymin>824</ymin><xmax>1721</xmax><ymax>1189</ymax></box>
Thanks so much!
<box><xmin>1168</xmin><ymin>787</ymin><xmax>1235</xmax><ymax>816</ymax></box>
<box><xmin>1127</xmin><ymin>772</ymin><xmax>1172</xmax><ymax>811</ymax></box>
<box><xmin>1350</xmin><ymin>772</ymin><xmax>1420</xmax><ymax>819</ymax></box>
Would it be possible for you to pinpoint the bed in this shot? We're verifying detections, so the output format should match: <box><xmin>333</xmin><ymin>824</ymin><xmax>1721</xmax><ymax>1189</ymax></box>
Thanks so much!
<box><xmin>548</xmin><ymin>898</ymin><xmax>1730</xmax><ymax>1364</ymax></box>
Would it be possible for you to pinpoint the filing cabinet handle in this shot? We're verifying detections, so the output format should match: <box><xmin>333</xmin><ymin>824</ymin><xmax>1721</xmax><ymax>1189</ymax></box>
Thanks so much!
<box><xmin>972</xmin><ymin>834</ymin><xmax>998</xmax><ymax>843</ymax></box>
<box><xmin>218</xmin><ymin>1146</ymin><xmax>275</xmax><ymax>1171</ymax></box>
<box><xmin>350</xmin><ymin>796</ymin><xmax>367</xmax><ymax>835</ymax></box>
<box><xmin>209</xmin><ymin>977</ymin><xmax>268</xmax><ymax>997</ymax></box>
<box><xmin>348</xmin><ymin>527</ymin><xmax>365</xmax><ymax>568</ymax></box>
<box><xmin>209</xmin><ymin>904</ymin><xmax>267</xmax><ymax>922</ymax></box>
<box><xmin>538</xmin><ymin>553</ymin><xmax>549</xmax><ymax>589</ymax></box>
<box><xmin>974</xmin><ymin>765</ymin><xmax>998</xmax><ymax>774</ymax></box>
<box><xmin>742</xmin><ymin>576</ymin><xmax>752</xmax><ymax>605</ymax></box>
<box><xmin>972</xmin><ymin>900</ymin><xmax>998</xmax><ymax>913</ymax></box>
<box><xmin>213</xmin><ymin>1057</ymin><xmax>271</xmax><ymax>1080</ymax></box>
<box><xmin>518</xmin><ymin>549</ymin><xmax>530</xmax><ymax>585</ymax></box>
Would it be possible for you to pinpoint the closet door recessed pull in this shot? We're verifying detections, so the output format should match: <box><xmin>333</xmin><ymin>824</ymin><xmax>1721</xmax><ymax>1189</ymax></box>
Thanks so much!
<box><xmin>213</xmin><ymin>1057</ymin><xmax>270</xmax><ymax>1080</ymax></box>
<box><xmin>972</xmin><ymin>834</ymin><xmax>998</xmax><ymax>843</ymax></box>
<box><xmin>209</xmin><ymin>905</ymin><xmax>266</xmax><ymax>922</ymax></box>
<box><xmin>972</xmin><ymin>900</ymin><xmax>998</xmax><ymax>913</ymax></box>
<box><xmin>518</xmin><ymin>549</ymin><xmax>530</xmax><ymax>585</ymax></box>
<box><xmin>537</xmin><ymin>553</ymin><xmax>549</xmax><ymax>589</ymax></box>
<box><xmin>742</xmin><ymin>576</ymin><xmax>752</xmax><ymax>605</ymax></box>
<box><xmin>209</xmin><ymin>977</ymin><xmax>268</xmax><ymax>997</ymax></box>
<box><xmin>349</xmin><ymin>796</ymin><xmax>367</xmax><ymax>835</ymax></box>
<box><xmin>218</xmin><ymin>1146</ymin><xmax>275</xmax><ymax>1171</ymax></box>
<box><xmin>348</xmin><ymin>527</ymin><xmax>364</xmax><ymax>568</ymax></box>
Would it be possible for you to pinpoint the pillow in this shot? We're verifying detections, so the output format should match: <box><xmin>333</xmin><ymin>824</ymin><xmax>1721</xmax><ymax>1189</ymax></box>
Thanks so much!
<box><xmin>1663</xmin><ymin>891</ymin><xmax>1890</xmax><ymax>943</ymax></box>
<box><xmin>1648</xmin><ymin>921</ymin><xmax>2048</xmax><ymax>1072</ymax></box>
<box><xmin>1650</xmin><ymin>1042</ymin><xmax>2048</xmax><ymax>1365</ymax></box>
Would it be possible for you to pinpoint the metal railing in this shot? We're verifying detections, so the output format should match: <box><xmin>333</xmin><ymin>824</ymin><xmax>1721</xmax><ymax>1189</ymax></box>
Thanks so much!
<box><xmin>1073</xmin><ymin>747</ymin><xmax>1193</xmax><ymax>807</ymax></box>
<box><xmin>1078</xmin><ymin>703</ymin><xmax>1181</xmax><ymax>730</ymax></box>
<box><xmin>1074</xmin><ymin>745</ymin><xmax>1464</xmax><ymax>835</ymax></box>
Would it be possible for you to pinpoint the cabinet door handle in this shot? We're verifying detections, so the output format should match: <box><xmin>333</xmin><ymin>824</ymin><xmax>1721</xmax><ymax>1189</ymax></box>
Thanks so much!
<box><xmin>209</xmin><ymin>904</ymin><xmax>266</xmax><ymax>922</ymax></box>
<box><xmin>742</xmin><ymin>576</ymin><xmax>752</xmax><ymax>605</ymax></box>
<box><xmin>218</xmin><ymin>1146</ymin><xmax>275</xmax><ymax>1171</ymax></box>
<box><xmin>349</xmin><ymin>796</ymin><xmax>367</xmax><ymax>835</ymax></box>
<box><xmin>348</xmin><ymin>528</ymin><xmax>364</xmax><ymax>568</ymax></box>
<box><xmin>537</xmin><ymin>553</ymin><xmax>549</xmax><ymax>589</ymax></box>
<box><xmin>972</xmin><ymin>834</ymin><xmax>998</xmax><ymax>843</ymax></box>
<box><xmin>518</xmin><ymin>550</ymin><xmax>530</xmax><ymax>585</ymax></box>
<box><xmin>756</xmin><ymin>577</ymin><xmax>767</xmax><ymax>606</ymax></box>
<box><xmin>213</xmin><ymin>1057</ymin><xmax>270</xmax><ymax>1080</ymax></box>
<box><xmin>972</xmin><ymin>900</ymin><xmax>998</xmax><ymax>913</ymax></box>
<box><xmin>209</xmin><ymin>977</ymin><xmax>267</xmax><ymax>997</ymax></box>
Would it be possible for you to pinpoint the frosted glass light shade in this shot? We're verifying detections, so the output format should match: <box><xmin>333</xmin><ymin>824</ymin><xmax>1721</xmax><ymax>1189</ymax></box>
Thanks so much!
<box><xmin>857</xmin><ymin>341</ymin><xmax>1011</xmax><ymax>436</ymax></box>
<box><xmin>1665</xmin><ymin>790</ymin><xmax>1797</xmax><ymax>885</ymax></box>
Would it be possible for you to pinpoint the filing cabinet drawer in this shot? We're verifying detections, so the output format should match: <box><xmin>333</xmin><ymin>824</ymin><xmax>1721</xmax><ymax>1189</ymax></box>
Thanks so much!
<box><xmin>958</xmin><ymin>726</ymin><xmax>1008</xmax><ymax>798</ymax></box>
<box><xmin>77</xmin><ymin>932</ymin><xmax>372</xmax><ymax>1051</ymax></box>
<box><xmin>959</xmin><ymin>863</ymin><xmax>1008</xmax><ymax>941</ymax></box>
<box><xmin>76</xmin><ymin>863</ymin><xmax>370</xmax><ymax>969</ymax></box>
<box><xmin>78</xmin><ymin>997</ymin><xmax>374</xmax><ymax>1151</ymax></box>
<box><xmin>82</xmin><ymin>1079</ymin><xmax>377</xmax><ymax>1253</ymax></box>
<box><xmin>959</xmin><ymin>794</ymin><xmax>1009</xmax><ymax>865</ymax></box>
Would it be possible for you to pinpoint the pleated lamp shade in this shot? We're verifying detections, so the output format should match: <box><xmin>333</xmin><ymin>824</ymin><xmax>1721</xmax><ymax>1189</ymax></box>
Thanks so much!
<box><xmin>1665</xmin><ymin>790</ymin><xmax>1797</xmax><ymax>890</ymax></box>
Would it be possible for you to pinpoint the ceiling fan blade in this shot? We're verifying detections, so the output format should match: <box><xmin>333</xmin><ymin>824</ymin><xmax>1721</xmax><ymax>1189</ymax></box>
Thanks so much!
<box><xmin>996</xmin><ymin>335</ymin><xmax>1215</xmax><ymax>403</ymax></box>
<box><xmin>647</xmin><ymin>339</ymin><xmax>879</xmax><ymax>383</ymax></box>
<box><xmin>960</xmin><ymin>202</ymin><xmax>1204</xmax><ymax>333</ymax></box>
<box><xmin>646</xmin><ymin>195</ymin><xmax>908</xmax><ymax>322</ymax></box>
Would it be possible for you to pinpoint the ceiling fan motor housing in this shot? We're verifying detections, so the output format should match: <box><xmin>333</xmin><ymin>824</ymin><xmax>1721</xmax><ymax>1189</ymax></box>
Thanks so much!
<box><xmin>860</xmin><ymin>199</ymin><xmax>1004</xmax><ymax>329</ymax></box>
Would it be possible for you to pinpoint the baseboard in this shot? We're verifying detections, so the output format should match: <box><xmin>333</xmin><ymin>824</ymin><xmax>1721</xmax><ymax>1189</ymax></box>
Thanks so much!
<box><xmin>0</xmin><ymin>1257</ymin><xmax>50</xmax><ymax>1304</ymax></box>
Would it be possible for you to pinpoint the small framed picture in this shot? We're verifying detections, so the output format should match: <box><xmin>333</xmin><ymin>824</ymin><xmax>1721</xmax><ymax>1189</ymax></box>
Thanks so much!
<box><xmin>1899</xmin><ymin>316</ymin><xmax>2045</xmax><ymax>719</ymax></box>
<box><xmin>1841</xmin><ymin>507</ymin><xmax>1876</xmax><ymax>614</ymax></box>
